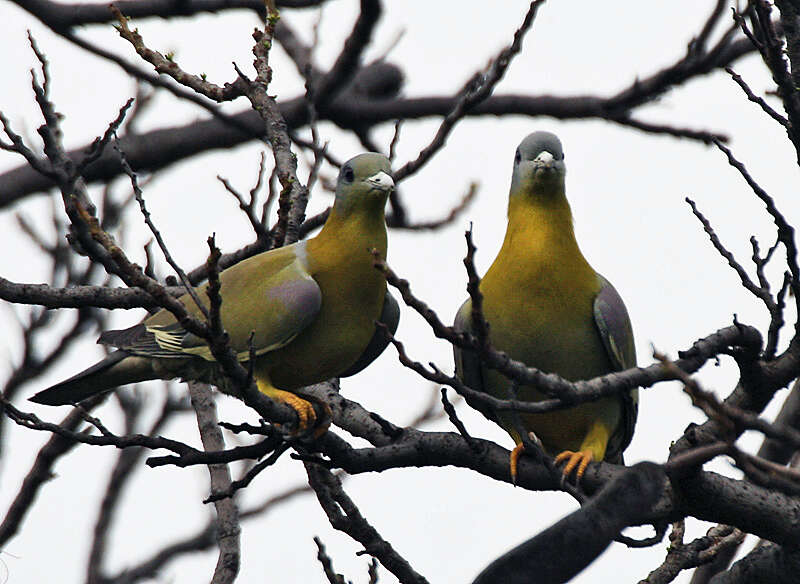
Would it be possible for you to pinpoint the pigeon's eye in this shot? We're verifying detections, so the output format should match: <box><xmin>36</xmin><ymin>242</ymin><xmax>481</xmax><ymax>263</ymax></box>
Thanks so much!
<box><xmin>561</xmin><ymin>152</ymin><xmax>565</xmax><ymax>161</ymax></box>
<box><xmin>342</xmin><ymin>165</ymin><xmax>355</xmax><ymax>183</ymax></box>
<box><xmin>514</xmin><ymin>150</ymin><xmax>521</xmax><ymax>165</ymax></box>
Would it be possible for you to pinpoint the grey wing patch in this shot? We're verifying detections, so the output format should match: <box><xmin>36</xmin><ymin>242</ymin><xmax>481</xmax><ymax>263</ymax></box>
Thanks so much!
<box><xmin>593</xmin><ymin>273</ymin><xmax>638</xmax><ymax>461</ymax></box>
<box><xmin>607</xmin><ymin>388</ymin><xmax>638</xmax><ymax>463</ymax></box>
<box><xmin>252</xmin><ymin>271</ymin><xmax>322</xmax><ymax>357</ymax></box>
<box><xmin>593</xmin><ymin>274</ymin><xmax>636</xmax><ymax>371</ymax></box>
<box><xmin>340</xmin><ymin>289</ymin><xmax>400</xmax><ymax>377</ymax></box>
<box><xmin>164</xmin><ymin>271</ymin><xmax>322</xmax><ymax>361</ymax></box>
<box><xmin>453</xmin><ymin>298</ymin><xmax>502</xmax><ymax>425</ymax></box>
<box><xmin>453</xmin><ymin>299</ymin><xmax>484</xmax><ymax>392</ymax></box>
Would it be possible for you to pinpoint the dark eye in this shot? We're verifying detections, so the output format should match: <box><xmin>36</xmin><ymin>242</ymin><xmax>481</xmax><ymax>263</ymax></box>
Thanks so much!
<box><xmin>342</xmin><ymin>165</ymin><xmax>354</xmax><ymax>183</ymax></box>
<box><xmin>561</xmin><ymin>152</ymin><xmax>565</xmax><ymax>161</ymax></box>
<box><xmin>514</xmin><ymin>150</ymin><xmax>521</xmax><ymax>165</ymax></box>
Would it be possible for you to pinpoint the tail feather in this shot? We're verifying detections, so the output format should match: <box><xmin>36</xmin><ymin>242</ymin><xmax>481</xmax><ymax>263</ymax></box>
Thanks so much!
<box><xmin>30</xmin><ymin>351</ymin><xmax>154</xmax><ymax>405</ymax></box>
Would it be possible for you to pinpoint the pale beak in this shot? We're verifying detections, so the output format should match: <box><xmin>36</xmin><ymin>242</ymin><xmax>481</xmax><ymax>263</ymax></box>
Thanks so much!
<box><xmin>532</xmin><ymin>151</ymin><xmax>557</xmax><ymax>172</ymax></box>
<box><xmin>367</xmin><ymin>171</ymin><xmax>395</xmax><ymax>191</ymax></box>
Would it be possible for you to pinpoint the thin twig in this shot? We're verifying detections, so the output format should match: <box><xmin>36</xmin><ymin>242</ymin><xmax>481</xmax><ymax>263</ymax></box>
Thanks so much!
<box><xmin>314</xmin><ymin>537</ymin><xmax>347</xmax><ymax>584</ymax></box>
<box><xmin>440</xmin><ymin>388</ymin><xmax>478</xmax><ymax>450</ymax></box>
<box><xmin>116</xmin><ymin>141</ymin><xmax>209</xmax><ymax>317</ymax></box>
<box><xmin>395</xmin><ymin>0</ymin><xmax>547</xmax><ymax>182</ymax></box>
<box><xmin>306</xmin><ymin>462</ymin><xmax>430</xmax><ymax>584</ymax></box>
<box><xmin>713</xmin><ymin>139</ymin><xmax>800</xmax><ymax>330</ymax></box>
<box><xmin>726</xmin><ymin>67</ymin><xmax>789</xmax><ymax>127</ymax></box>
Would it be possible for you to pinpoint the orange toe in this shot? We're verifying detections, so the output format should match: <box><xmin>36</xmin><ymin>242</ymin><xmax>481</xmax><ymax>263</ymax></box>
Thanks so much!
<box><xmin>509</xmin><ymin>443</ymin><xmax>525</xmax><ymax>485</ymax></box>
<box><xmin>283</xmin><ymin>391</ymin><xmax>317</xmax><ymax>435</ymax></box>
<box><xmin>554</xmin><ymin>449</ymin><xmax>594</xmax><ymax>481</ymax></box>
<box><xmin>265</xmin><ymin>388</ymin><xmax>318</xmax><ymax>435</ymax></box>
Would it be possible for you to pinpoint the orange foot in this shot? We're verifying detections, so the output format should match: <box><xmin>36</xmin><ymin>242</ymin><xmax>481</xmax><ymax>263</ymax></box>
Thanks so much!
<box><xmin>274</xmin><ymin>389</ymin><xmax>317</xmax><ymax>434</ymax></box>
<box><xmin>554</xmin><ymin>449</ymin><xmax>594</xmax><ymax>481</ymax></box>
<box><xmin>262</xmin><ymin>387</ymin><xmax>330</xmax><ymax>437</ymax></box>
<box><xmin>257</xmin><ymin>379</ymin><xmax>332</xmax><ymax>437</ymax></box>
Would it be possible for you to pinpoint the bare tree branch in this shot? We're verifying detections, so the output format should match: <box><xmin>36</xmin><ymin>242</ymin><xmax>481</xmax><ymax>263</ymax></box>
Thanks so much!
<box><xmin>640</xmin><ymin>522</ymin><xmax>744</xmax><ymax>584</ymax></box>
<box><xmin>472</xmin><ymin>463</ymin><xmax>665</xmax><ymax>584</ymax></box>
<box><xmin>394</xmin><ymin>0</ymin><xmax>547</xmax><ymax>182</ymax></box>
<box><xmin>0</xmin><ymin>394</ymin><xmax>106</xmax><ymax>547</ymax></box>
<box><xmin>306</xmin><ymin>462</ymin><xmax>429</xmax><ymax>584</ymax></box>
<box><xmin>187</xmin><ymin>382</ymin><xmax>240</xmax><ymax>584</ymax></box>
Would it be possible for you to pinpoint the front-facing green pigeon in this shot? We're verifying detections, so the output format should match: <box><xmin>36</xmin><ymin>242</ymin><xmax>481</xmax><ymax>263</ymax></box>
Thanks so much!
<box><xmin>454</xmin><ymin>131</ymin><xmax>637</xmax><ymax>480</ymax></box>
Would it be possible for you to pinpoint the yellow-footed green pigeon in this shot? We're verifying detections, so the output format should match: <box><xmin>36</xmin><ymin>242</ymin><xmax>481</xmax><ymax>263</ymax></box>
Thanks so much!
<box><xmin>454</xmin><ymin>132</ymin><xmax>637</xmax><ymax>481</ymax></box>
<box><xmin>31</xmin><ymin>153</ymin><xmax>399</xmax><ymax>432</ymax></box>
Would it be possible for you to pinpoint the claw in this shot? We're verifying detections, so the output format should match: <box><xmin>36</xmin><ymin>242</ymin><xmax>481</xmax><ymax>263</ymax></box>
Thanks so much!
<box><xmin>554</xmin><ymin>449</ymin><xmax>594</xmax><ymax>481</ymax></box>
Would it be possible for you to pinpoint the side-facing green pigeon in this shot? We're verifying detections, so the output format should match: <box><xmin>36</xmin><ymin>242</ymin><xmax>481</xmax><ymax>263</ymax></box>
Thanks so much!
<box><xmin>454</xmin><ymin>132</ymin><xmax>637</xmax><ymax>481</ymax></box>
<box><xmin>31</xmin><ymin>153</ymin><xmax>399</xmax><ymax>432</ymax></box>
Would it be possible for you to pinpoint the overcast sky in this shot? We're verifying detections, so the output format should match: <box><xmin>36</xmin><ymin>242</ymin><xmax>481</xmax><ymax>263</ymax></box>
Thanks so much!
<box><xmin>1</xmin><ymin>1</ymin><xmax>796</xmax><ymax>583</ymax></box>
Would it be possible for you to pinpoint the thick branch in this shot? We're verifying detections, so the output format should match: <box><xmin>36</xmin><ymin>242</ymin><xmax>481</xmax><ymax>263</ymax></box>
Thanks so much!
<box><xmin>187</xmin><ymin>382</ymin><xmax>240</xmax><ymax>584</ymax></box>
<box><xmin>472</xmin><ymin>463</ymin><xmax>664</xmax><ymax>584</ymax></box>
<box><xmin>707</xmin><ymin>542</ymin><xmax>800</xmax><ymax>584</ymax></box>
<box><xmin>11</xmin><ymin>0</ymin><xmax>326</xmax><ymax>32</ymax></box>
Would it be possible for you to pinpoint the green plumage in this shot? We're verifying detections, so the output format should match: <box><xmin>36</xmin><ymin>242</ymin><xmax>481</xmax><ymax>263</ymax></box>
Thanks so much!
<box><xmin>454</xmin><ymin>132</ymin><xmax>637</xmax><ymax>477</ymax></box>
<box><xmin>31</xmin><ymin>153</ymin><xmax>399</xmax><ymax>425</ymax></box>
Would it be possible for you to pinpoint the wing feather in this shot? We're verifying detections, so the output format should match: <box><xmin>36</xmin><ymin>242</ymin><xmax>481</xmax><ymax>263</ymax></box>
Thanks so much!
<box><xmin>101</xmin><ymin>244</ymin><xmax>322</xmax><ymax>363</ymax></box>
<box><xmin>452</xmin><ymin>299</ymin><xmax>498</xmax><ymax>423</ymax></box>
<box><xmin>593</xmin><ymin>274</ymin><xmax>638</xmax><ymax>461</ymax></box>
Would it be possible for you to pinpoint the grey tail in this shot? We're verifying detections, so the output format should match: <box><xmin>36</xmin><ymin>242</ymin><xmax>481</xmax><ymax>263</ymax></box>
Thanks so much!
<box><xmin>30</xmin><ymin>351</ymin><xmax>134</xmax><ymax>405</ymax></box>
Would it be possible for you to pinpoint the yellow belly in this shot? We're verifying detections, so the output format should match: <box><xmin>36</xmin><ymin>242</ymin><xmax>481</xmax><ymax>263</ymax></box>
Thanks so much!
<box><xmin>258</xmin><ymin>286</ymin><xmax>384</xmax><ymax>389</ymax></box>
<box><xmin>480</xmin><ymin>267</ymin><xmax>620</xmax><ymax>454</ymax></box>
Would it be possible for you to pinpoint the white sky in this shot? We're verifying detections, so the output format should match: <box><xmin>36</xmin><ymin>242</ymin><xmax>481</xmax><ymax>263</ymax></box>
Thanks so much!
<box><xmin>1</xmin><ymin>1</ymin><xmax>796</xmax><ymax>583</ymax></box>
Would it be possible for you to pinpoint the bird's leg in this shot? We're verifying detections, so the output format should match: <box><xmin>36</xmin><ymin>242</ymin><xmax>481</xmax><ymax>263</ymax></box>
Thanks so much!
<box><xmin>256</xmin><ymin>378</ymin><xmax>318</xmax><ymax>435</ymax></box>
<box><xmin>554</xmin><ymin>420</ymin><xmax>611</xmax><ymax>481</ymax></box>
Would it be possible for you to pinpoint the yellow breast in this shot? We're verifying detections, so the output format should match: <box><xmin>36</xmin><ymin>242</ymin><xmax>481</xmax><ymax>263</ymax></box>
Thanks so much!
<box><xmin>261</xmin><ymin>209</ymin><xmax>388</xmax><ymax>389</ymax></box>
<box><xmin>479</xmin><ymin>195</ymin><xmax>619</xmax><ymax>452</ymax></box>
